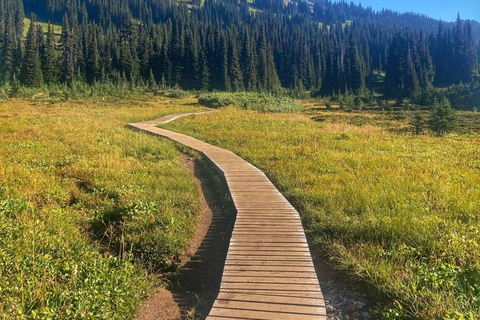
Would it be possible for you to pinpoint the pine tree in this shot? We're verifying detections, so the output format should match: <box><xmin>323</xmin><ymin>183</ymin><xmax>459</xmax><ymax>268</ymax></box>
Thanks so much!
<box><xmin>86</xmin><ymin>25</ymin><xmax>100</xmax><ymax>84</ymax></box>
<box><xmin>20</xmin><ymin>14</ymin><xmax>43</xmax><ymax>86</ymax></box>
<box><xmin>147</xmin><ymin>69</ymin><xmax>156</xmax><ymax>91</ymax></box>
<box><xmin>228</xmin><ymin>38</ymin><xmax>244</xmax><ymax>92</ymax></box>
<box><xmin>61</xmin><ymin>14</ymin><xmax>75</xmax><ymax>86</ymax></box>
<box><xmin>220</xmin><ymin>34</ymin><xmax>230</xmax><ymax>91</ymax></box>
<box><xmin>242</xmin><ymin>30</ymin><xmax>257</xmax><ymax>91</ymax></box>
<box><xmin>429</xmin><ymin>98</ymin><xmax>458</xmax><ymax>136</ymax></box>
<box><xmin>199</xmin><ymin>47</ymin><xmax>210</xmax><ymax>91</ymax></box>
<box><xmin>1</xmin><ymin>15</ymin><xmax>19</xmax><ymax>83</ymax></box>
<box><xmin>403</xmin><ymin>51</ymin><xmax>421</xmax><ymax>100</ymax></box>
<box><xmin>42</xmin><ymin>22</ymin><xmax>58</xmax><ymax>84</ymax></box>
<box><xmin>385</xmin><ymin>33</ymin><xmax>407</xmax><ymax>97</ymax></box>
<box><xmin>344</xmin><ymin>34</ymin><xmax>365</xmax><ymax>94</ymax></box>
<box><xmin>410</xmin><ymin>111</ymin><xmax>424</xmax><ymax>134</ymax></box>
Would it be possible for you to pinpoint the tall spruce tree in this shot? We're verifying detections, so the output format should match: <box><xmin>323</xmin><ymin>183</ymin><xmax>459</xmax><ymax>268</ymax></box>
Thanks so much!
<box><xmin>228</xmin><ymin>37</ymin><xmax>244</xmax><ymax>92</ymax></box>
<box><xmin>1</xmin><ymin>14</ymin><xmax>19</xmax><ymax>83</ymax></box>
<box><xmin>86</xmin><ymin>25</ymin><xmax>99</xmax><ymax>84</ymax></box>
<box><xmin>41</xmin><ymin>22</ymin><xmax>57</xmax><ymax>84</ymax></box>
<box><xmin>20</xmin><ymin>14</ymin><xmax>43</xmax><ymax>86</ymax></box>
<box><xmin>344</xmin><ymin>34</ymin><xmax>365</xmax><ymax>93</ymax></box>
<box><xmin>61</xmin><ymin>14</ymin><xmax>75</xmax><ymax>86</ymax></box>
<box><xmin>429</xmin><ymin>98</ymin><xmax>458</xmax><ymax>136</ymax></box>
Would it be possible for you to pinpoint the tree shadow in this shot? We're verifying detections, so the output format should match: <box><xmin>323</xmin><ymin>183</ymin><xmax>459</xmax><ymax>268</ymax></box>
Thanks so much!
<box><xmin>171</xmin><ymin>155</ymin><xmax>236</xmax><ymax>319</ymax></box>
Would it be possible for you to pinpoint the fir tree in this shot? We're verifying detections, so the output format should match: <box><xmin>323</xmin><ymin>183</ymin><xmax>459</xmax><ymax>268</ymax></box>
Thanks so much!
<box><xmin>199</xmin><ymin>47</ymin><xmax>210</xmax><ymax>91</ymax></box>
<box><xmin>61</xmin><ymin>14</ymin><xmax>75</xmax><ymax>86</ymax></box>
<box><xmin>344</xmin><ymin>34</ymin><xmax>365</xmax><ymax>94</ymax></box>
<box><xmin>1</xmin><ymin>16</ymin><xmax>19</xmax><ymax>83</ymax></box>
<box><xmin>429</xmin><ymin>98</ymin><xmax>458</xmax><ymax>136</ymax></box>
<box><xmin>410</xmin><ymin>111</ymin><xmax>425</xmax><ymax>134</ymax></box>
<box><xmin>86</xmin><ymin>25</ymin><xmax>100</xmax><ymax>84</ymax></box>
<box><xmin>20</xmin><ymin>14</ymin><xmax>43</xmax><ymax>87</ymax></box>
<box><xmin>228</xmin><ymin>38</ymin><xmax>244</xmax><ymax>92</ymax></box>
<box><xmin>42</xmin><ymin>22</ymin><xmax>58</xmax><ymax>84</ymax></box>
<box><xmin>242</xmin><ymin>30</ymin><xmax>257</xmax><ymax>91</ymax></box>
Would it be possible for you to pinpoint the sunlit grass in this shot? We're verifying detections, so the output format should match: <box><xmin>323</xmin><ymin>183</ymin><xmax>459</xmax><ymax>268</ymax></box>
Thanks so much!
<box><xmin>163</xmin><ymin>106</ymin><xmax>480</xmax><ymax>319</ymax></box>
<box><xmin>0</xmin><ymin>95</ymin><xmax>200</xmax><ymax>319</ymax></box>
<box><xmin>23</xmin><ymin>18</ymin><xmax>62</xmax><ymax>38</ymax></box>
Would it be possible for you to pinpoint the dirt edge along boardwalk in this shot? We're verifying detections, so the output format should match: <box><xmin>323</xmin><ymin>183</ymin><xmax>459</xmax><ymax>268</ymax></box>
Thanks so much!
<box><xmin>128</xmin><ymin>112</ymin><xmax>327</xmax><ymax>320</ymax></box>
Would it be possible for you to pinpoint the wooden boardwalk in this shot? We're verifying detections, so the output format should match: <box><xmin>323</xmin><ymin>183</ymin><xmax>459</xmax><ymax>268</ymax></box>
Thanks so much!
<box><xmin>129</xmin><ymin>113</ymin><xmax>326</xmax><ymax>320</ymax></box>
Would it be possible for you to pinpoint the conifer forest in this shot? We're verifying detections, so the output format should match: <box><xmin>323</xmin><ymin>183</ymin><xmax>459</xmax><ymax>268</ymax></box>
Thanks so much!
<box><xmin>1</xmin><ymin>0</ymin><xmax>479</xmax><ymax>104</ymax></box>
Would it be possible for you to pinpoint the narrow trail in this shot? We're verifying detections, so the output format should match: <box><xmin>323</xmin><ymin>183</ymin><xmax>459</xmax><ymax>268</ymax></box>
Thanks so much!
<box><xmin>129</xmin><ymin>111</ymin><xmax>327</xmax><ymax>320</ymax></box>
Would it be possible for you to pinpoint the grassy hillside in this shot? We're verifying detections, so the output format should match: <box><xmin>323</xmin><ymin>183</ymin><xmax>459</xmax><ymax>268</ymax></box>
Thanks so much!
<box><xmin>163</xmin><ymin>104</ymin><xmax>480</xmax><ymax>319</ymax></box>
<box><xmin>23</xmin><ymin>17</ymin><xmax>62</xmax><ymax>38</ymax></box>
<box><xmin>0</xmin><ymin>95</ymin><xmax>200</xmax><ymax>319</ymax></box>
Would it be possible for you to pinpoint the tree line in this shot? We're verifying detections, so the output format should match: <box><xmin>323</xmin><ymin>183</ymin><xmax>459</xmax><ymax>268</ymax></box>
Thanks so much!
<box><xmin>0</xmin><ymin>0</ymin><xmax>479</xmax><ymax>102</ymax></box>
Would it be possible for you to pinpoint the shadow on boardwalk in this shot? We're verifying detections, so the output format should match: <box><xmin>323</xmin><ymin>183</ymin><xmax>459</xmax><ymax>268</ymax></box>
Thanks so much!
<box><xmin>172</xmin><ymin>155</ymin><xmax>236</xmax><ymax>319</ymax></box>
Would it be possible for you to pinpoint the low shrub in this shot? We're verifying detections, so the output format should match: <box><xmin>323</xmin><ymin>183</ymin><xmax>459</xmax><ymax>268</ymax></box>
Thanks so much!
<box><xmin>154</xmin><ymin>88</ymin><xmax>190</xmax><ymax>99</ymax></box>
<box><xmin>198</xmin><ymin>92</ymin><xmax>302</xmax><ymax>113</ymax></box>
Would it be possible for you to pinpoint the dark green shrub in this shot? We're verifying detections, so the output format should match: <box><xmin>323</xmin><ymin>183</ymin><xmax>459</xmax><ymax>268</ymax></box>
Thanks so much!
<box><xmin>429</xmin><ymin>98</ymin><xmax>458</xmax><ymax>136</ymax></box>
<box><xmin>198</xmin><ymin>92</ymin><xmax>302</xmax><ymax>113</ymax></box>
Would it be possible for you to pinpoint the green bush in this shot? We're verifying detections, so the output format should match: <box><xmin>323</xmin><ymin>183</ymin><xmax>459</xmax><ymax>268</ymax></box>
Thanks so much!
<box><xmin>166</xmin><ymin>89</ymin><xmax>189</xmax><ymax>98</ymax></box>
<box><xmin>429</xmin><ymin>98</ymin><xmax>458</xmax><ymax>136</ymax></box>
<box><xmin>198</xmin><ymin>92</ymin><xmax>302</xmax><ymax>113</ymax></box>
<box><xmin>154</xmin><ymin>88</ymin><xmax>190</xmax><ymax>98</ymax></box>
<box><xmin>0</xmin><ymin>82</ymin><xmax>147</xmax><ymax>101</ymax></box>
<box><xmin>445</xmin><ymin>81</ymin><xmax>480</xmax><ymax>110</ymax></box>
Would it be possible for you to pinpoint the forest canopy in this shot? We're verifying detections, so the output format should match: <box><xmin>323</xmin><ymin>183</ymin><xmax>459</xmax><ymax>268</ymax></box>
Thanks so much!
<box><xmin>1</xmin><ymin>0</ymin><xmax>479</xmax><ymax>105</ymax></box>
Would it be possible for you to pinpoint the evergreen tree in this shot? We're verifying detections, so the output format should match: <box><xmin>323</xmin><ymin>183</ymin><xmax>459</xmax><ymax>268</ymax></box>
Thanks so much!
<box><xmin>147</xmin><ymin>69</ymin><xmax>156</xmax><ymax>91</ymax></box>
<box><xmin>344</xmin><ymin>34</ymin><xmax>365</xmax><ymax>93</ymax></box>
<box><xmin>199</xmin><ymin>46</ymin><xmax>210</xmax><ymax>91</ymax></box>
<box><xmin>42</xmin><ymin>22</ymin><xmax>58</xmax><ymax>84</ymax></box>
<box><xmin>228</xmin><ymin>38</ymin><xmax>244</xmax><ymax>92</ymax></box>
<box><xmin>429</xmin><ymin>98</ymin><xmax>458</xmax><ymax>136</ymax></box>
<box><xmin>86</xmin><ymin>25</ymin><xmax>100</xmax><ymax>84</ymax></box>
<box><xmin>242</xmin><ymin>30</ymin><xmax>257</xmax><ymax>91</ymax></box>
<box><xmin>61</xmin><ymin>14</ymin><xmax>75</xmax><ymax>86</ymax></box>
<box><xmin>20</xmin><ymin>14</ymin><xmax>43</xmax><ymax>86</ymax></box>
<box><xmin>410</xmin><ymin>111</ymin><xmax>425</xmax><ymax>134</ymax></box>
<box><xmin>1</xmin><ymin>15</ymin><xmax>19</xmax><ymax>83</ymax></box>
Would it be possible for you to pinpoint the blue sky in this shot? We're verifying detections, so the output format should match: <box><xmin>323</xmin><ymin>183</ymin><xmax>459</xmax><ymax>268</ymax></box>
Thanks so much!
<box><xmin>345</xmin><ymin>0</ymin><xmax>479</xmax><ymax>22</ymax></box>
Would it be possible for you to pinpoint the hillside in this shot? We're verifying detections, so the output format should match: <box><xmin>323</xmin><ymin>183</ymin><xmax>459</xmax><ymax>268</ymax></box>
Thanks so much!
<box><xmin>1</xmin><ymin>0</ymin><xmax>478</xmax><ymax>103</ymax></box>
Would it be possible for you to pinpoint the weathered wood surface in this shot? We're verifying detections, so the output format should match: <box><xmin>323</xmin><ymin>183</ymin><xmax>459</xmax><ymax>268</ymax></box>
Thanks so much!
<box><xmin>129</xmin><ymin>112</ymin><xmax>326</xmax><ymax>320</ymax></box>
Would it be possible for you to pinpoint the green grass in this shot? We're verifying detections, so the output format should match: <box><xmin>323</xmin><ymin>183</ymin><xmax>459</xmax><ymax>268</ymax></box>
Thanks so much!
<box><xmin>23</xmin><ymin>18</ymin><xmax>62</xmax><ymax>38</ymax></box>
<box><xmin>163</xmin><ymin>106</ymin><xmax>480</xmax><ymax>319</ymax></box>
<box><xmin>0</xmin><ymin>95</ymin><xmax>201</xmax><ymax>319</ymax></box>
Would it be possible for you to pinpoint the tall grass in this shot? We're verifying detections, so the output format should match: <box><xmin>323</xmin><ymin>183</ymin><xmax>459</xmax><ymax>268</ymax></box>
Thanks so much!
<box><xmin>0</xmin><ymin>96</ymin><xmax>200</xmax><ymax>319</ymax></box>
<box><xmin>163</xmin><ymin>106</ymin><xmax>480</xmax><ymax>319</ymax></box>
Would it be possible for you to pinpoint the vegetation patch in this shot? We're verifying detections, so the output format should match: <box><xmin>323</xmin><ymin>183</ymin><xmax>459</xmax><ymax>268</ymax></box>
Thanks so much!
<box><xmin>197</xmin><ymin>92</ymin><xmax>302</xmax><ymax>113</ymax></box>
<box><xmin>163</xmin><ymin>106</ymin><xmax>480</xmax><ymax>319</ymax></box>
<box><xmin>0</xmin><ymin>96</ymin><xmax>200</xmax><ymax>319</ymax></box>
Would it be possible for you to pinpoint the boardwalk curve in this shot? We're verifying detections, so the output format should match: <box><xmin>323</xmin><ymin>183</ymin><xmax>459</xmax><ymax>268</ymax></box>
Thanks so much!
<box><xmin>129</xmin><ymin>112</ymin><xmax>326</xmax><ymax>320</ymax></box>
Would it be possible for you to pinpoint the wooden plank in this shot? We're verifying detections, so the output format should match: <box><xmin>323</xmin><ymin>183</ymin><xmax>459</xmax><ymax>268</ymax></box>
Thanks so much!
<box><xmin>222</xmin><ymin>270</ymin><xmax>317</xmax><ymax>277</ymax></box>
<box><xmin>221</xmin><ymin>276</ymin><xmax>320</xmax><ymax>285</ymax></box>
<box><xmin>211</xmin><ymin>300</ymin><xmax>325</xmax><ymax>315</ymax></box>
<box><xmin>128</xmin><ymin>113</ymin><xmax>327</xmax><ymax>320</ymax></box>
<box><xmin>223</xmin><ymin>265</ymin><xmax>316</xmax><ymax>273</ymax></box>
<box><xmin>219</xmin><ymin>289</ymin><xmax>324</xmax><ymax>299</ymax></box>
<box><xmin>215</xmin><ymin>292</ymin><xmax>324</xmax><ymax>307</ymax></box>
<box><xmin>228</xmin><ymin>250</ymin><xmax>310</xmax><ymax>256</ymax></box>
<box><xmin>224</xmin><ymin>260</ymin><xmax>315</xmax><ymax>267</ymax></box>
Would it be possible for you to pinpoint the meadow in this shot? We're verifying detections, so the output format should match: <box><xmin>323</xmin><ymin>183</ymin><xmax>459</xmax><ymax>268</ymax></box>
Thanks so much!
<box><xmin>163</xmin><ymin>105</ymin><xmax>480</xmax><ymax>319</ymax></box>
<box><xmin>0</xmin><ymin>95</ymin><xmax>201</xmax><ymax>319</ymax></box>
